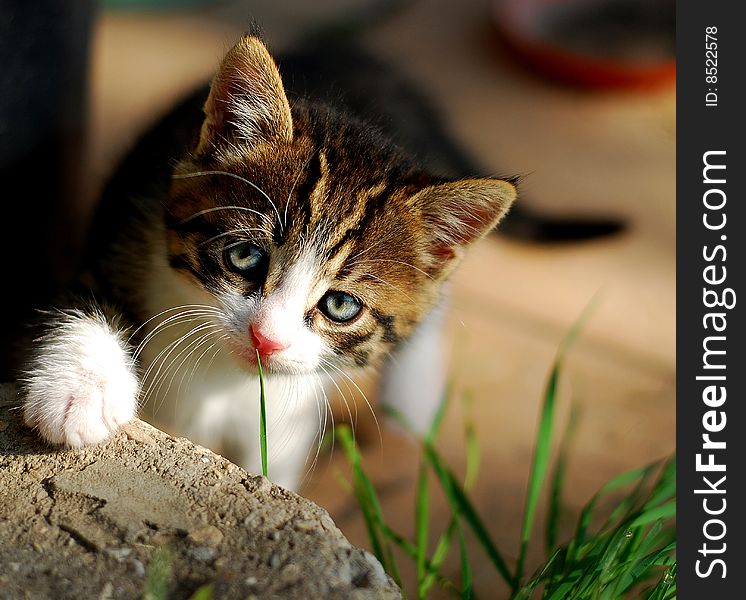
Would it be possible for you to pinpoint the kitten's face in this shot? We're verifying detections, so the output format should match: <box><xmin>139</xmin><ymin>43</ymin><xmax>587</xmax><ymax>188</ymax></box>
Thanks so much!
<box><xmin>165</xmin><ymin>36</ymin><xmax>515</xmax><ymax>375</ymax></box>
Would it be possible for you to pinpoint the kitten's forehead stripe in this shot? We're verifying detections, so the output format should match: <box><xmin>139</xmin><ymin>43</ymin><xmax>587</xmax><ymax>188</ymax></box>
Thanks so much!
<box><xmin>291</xmin><ymin>149</ymin><xmax>323</xmax><ymax>240</ymax></box>
<box><xmin>324</xmin><ymin>183</ymin><xmax>390</xmax><ymax>264</ymax></box>
<box><xmin>305</xmin><ymin>150</ymin><xmax>331</xmax><ymax>233</ymax></box>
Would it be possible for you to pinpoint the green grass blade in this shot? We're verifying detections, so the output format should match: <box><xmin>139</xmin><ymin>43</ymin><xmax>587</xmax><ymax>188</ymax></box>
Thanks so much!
<box><xmin>462</xmin><ymin>392</ymin><xmax>480</xmax><ymax>491</ymax></box>
<box><xmin>610</xmin><ymin>536</ymin><xmax>675</xmax><ymax>597</ymax></box>
<box><xmin>599</xmin><ymin>464</ymin><xmax>657</xmax><ymax>495</ymax></box>
<box><xmin>545</xmin><ymin>405</ymin><xmax>580</xmax><ymax>555</ymax></box>
<box><xmin>256</xmin><ymin>351</ymin><xmax>268</xmax><ymax>478</ymax></box>
<box><xmin>645</xmin><ymin>563</ymin><xmax>676</xmax><ymax>600</ymax></box>
<box><xmin>378</xmin><ymin>522</ymin><xmax>460</xmax><ymax>594</ymax></box>
<box><xmin>640</xmin><ymin>459</ymin><xmax>676</xmax><ymax>512</ymax></box>
<box><xmin>338</xmin><ymin>426</ymin><xmax>385</xmax><ymax>563</ymax></box>
<box><xmin>631</xmin><ymin>521</ymin><xmax>666</xmax><ymax>559</ymax></box>
<box><xmin>597</xmin><ymin>527</ymin><xmax>635</xmax><ymax>581</ymax></box>
<box><xmin>567</xmin><ymin>463</ymin><xmax>656</xmax><ymax>565</ymax></box>
<box><xmin>419</xmin><ymin>429</ymin><xmax>480</xmax><ymax>599</ymax></box>
<box><xmin>387</xmin><ymin>383</ymin><xmax>481</xmax><ymax>597</ymax></box>
<box><xmin>419</xmin><ymin>520</ymin><xmax>458</xmax><ymax>598</ymax></box>
<box><xmin>514</xmin><ymin>298</ymin><xmax>597</xmax><ymax>589</ymax></box>
<box><xmin>628</xmin><ymin>501</ymin><xmax>676</xmax><ymax>528</ymax></box>
<box><xmin>415</xmin><ymin>462</ymin><xmax>430</xmax><ymax>597</ymax></box>
<box><xmin>424</xmin><ymin>441</ymin><xmax>472</xmax><ymax>599</ymax></box>
<box><xmin>600</xmin><ymin>467</ymin><xmax>657</xmax><ymax>531</ymax></box>
<box><xmin>514</xmin><ymin>358</ymin><xmax>560</xmax><ymax>588</ymax></box>
<box><xmin>144</xmin><ymin>548</ymin><xmax>173</xmax><ymax>600</ymax></box>
<box><xmin>381</xmin><ymin>383</ymin><xmax>473</xmax><ymax>597</ymax></box>
<box><xmin>424</xmin><ymin>442</ymin><xmax>513</xmax><ymax>586</ymax></box>
<box><xmin>188</xmin><ymin>584</ymin><xmax>214</xmax><ymax>600</ymax></box>
<box><xmin>456</xmin><ymin>517</ymin><xmax>473</xmax><ymax>600</ymax></box>
<box><xmin>426</xmin><ymin>382</ymin><xmax>452</xmax><ymax>444</ymax></box>
<box><xmin>513</xmin><ymin>548</ymin><xmax>565</xmax><ymax>600</ymax></box>
<box><xmin>458</xmin><ymin>393</ymin><xmax>478</xmax><ymax>598</ymax></box>
<box><xmin>356</xmin><ymin>487</ymin><xmax>386</xmax><ymax>566</ymax></box>
<box><xmin>555</xmin><ymin>459</ymin><xmax>675</xmax><ymax>599</ymax></box>
<box><xmin>338</xmin><ymin>425</ymin><xmax>402</xmax><ymax>587</ymax></box>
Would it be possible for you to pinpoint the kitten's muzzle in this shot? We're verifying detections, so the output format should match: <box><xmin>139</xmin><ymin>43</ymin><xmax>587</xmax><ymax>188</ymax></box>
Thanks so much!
<box><xmin>250</xmin><ymin>325</ymin><xmax>289</xmax><ymax>359</ymax></box>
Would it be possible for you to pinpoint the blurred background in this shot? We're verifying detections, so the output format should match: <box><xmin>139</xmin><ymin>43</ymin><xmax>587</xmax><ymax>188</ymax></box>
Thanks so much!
<box><xmin>0</xmin><ymin>0</ymin><xmax>674</xmax><ymax>596</ymax></box>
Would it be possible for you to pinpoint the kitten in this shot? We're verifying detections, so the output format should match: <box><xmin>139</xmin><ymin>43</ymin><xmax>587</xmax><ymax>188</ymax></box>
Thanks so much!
<box><xmin>20</xmin><ymin>35</ymin><xmax>515</xmax><ymax>489</ymax></box>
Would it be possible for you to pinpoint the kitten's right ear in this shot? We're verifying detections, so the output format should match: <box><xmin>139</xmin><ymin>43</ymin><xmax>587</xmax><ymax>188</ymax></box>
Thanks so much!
<box><xmin>196</xmin><ymin>35</ymin><xmax>293</xmax><ymax>154</ymax></box>
<box><xmin>415</xmin><ymin>177</ymin><xmax>517</xmax><ymax>279</ymax></box>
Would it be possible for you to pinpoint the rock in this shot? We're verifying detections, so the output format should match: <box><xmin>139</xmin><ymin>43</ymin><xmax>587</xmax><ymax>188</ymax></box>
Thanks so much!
<box><xmin>187</xmin><ymin>525</ymin><xmax>224</xmax><ymax>548</ymax></box>
<box><xmin>0</xmin><ymin>384</ymin><xmax>401</xmax><ymax>599</ymax></box>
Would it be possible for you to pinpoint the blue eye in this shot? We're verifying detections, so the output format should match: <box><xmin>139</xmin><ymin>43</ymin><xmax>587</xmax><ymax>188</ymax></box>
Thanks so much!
<box><xmin>224</xmin><ymin>242</ymin><xmax>265</xmax><ymax>273</ymax></box>
<box><xmin>319</xmin><ymin>291</ymin><xmax>363</xmax><ymax>323</ymax></box>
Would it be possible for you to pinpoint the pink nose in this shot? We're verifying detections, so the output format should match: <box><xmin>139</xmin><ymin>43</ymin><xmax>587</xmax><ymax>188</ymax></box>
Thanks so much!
<box><xmin>250</xmin><ymin>326</ymin><xmax>288</xmax><ymax>357</ymax></box>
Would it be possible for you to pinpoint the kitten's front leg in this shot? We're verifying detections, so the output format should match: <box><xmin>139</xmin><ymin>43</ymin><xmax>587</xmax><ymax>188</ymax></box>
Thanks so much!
<box><xmin>21</xmin><ymin>307</ymin><xmax>139</xmax><ymax>447</ymax></box>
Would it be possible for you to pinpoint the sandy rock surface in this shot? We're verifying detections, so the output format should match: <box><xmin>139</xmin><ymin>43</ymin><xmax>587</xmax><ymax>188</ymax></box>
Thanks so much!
<box><xmin>0</xmin><ymin>384</ymin><xmax>400</xmax><ymax>599</ymax></box>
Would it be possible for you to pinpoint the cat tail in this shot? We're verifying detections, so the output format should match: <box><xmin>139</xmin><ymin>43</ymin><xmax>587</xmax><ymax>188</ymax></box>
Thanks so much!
<box><xmin>18</xmin><ymin>296</ymin><xmax>139</xmax><ymax>448</ymax></box>
<box><xmin>495</xmin><ymin>192</ymin><xmax>626</xmax><ymax>243</ymax></box>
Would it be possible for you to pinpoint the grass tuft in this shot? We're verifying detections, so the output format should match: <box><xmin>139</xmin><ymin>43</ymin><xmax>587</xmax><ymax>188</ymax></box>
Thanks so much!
<box><xmin>143</xmin><ymin>549</ymin><xmax>215</xmax><ymax>600</ymax></box>
<box><xmin>337</xmin><ymin>302</ymin><xmax>675</xmax><ymax>599</ymax></box>
<box><xmin>144</xmin><ymin>548</ymin><xmax>173</xmax><ymax>600</ymax></box>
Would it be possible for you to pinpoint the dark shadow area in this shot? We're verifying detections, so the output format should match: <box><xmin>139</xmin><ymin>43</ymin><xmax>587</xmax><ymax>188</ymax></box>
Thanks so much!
<box><xmin>0</xmin><ymin>1</ymin><xmax>95</xmax><ymax>377</ymax></box>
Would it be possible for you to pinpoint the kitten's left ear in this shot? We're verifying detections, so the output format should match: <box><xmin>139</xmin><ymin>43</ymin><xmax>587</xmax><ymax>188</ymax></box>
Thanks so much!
<box><xmin>196</xmin><ymin>35</ymin><xmax>293</xmax><ymax>154</ymax></box>
<box><xmin>415</xmin><ymin>178</ymin><xmax>517</xmax><ymax>278</ymax></box>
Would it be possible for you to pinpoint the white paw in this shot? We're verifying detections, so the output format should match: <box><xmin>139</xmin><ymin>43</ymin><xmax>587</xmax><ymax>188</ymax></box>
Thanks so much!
<box><xmin>22</xmin><ymin>312</ymin><xmax>139</xmax><ymax>448</ymax></box>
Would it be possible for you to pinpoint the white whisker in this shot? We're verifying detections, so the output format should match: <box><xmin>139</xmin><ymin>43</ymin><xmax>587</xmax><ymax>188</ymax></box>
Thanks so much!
<box><xmin>127</xmin><ymin>304</ymin><xmax>221</xmax><ymax>343</ymax></box>
<box><xmin>359</xmin><ymin>272</ymin><xmax>424</xmax><ymax>310</ymax></box>
<box><xmin>197</xmin><ymin>228</ymin><xmax>268</xmax><ymax>248</ymax></box>
<box><xmin>348</xmin><ymin>258</ymin><xmax>434</xmax><ymax>281</ymax></box>
<box><xmin>174</xmin><ymin>170</ymin><xmax>283</xmax><ymax>232</ymax></box>
<box><xmin>317</xmin><ymin>362</ymin><xmax>356</xmax><ymax>440</ymax></box>
<box><xmin>301</xmin><ymin>371</ymin><xmax>335</xmax><ymax>489</ymax></box>
<box><xmin>321</xmin><ymin>358</ymin><xmax>382</xmax><ymax>451</ymax></box>
<box><xmin>154</xmin><ymin>328</ymin><xmax>223</xmax><ymax>413</ymax></box>
<box><xmin>132</xmin><ymin>310</ymin><xmax>220</xmax><ymax>363</ymax></box>
<box><xmin>178</xmin><ymin>335</ymin><xmax>228</xmax><ymax>399</ymax></box>
<box><xmin>348</xmin><ymin>233</ymin><xmax>397</xmax><ymax>262</ymax></box>
<box><xmin>140</xmin><ymin>322</ymin><xmax>221</xmax><ymax>414</ymax></box>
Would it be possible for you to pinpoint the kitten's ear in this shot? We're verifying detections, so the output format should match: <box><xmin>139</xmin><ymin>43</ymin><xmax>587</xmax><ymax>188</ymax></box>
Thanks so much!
<box><xmin>196</xmin><ymin>35</ymin><xmax>293</xmax><ymax>154</ymax></box>
<box><xmin>415</xmin><ymin>178</ymin><xmax>517</xmax><ymax>277</ymax></box>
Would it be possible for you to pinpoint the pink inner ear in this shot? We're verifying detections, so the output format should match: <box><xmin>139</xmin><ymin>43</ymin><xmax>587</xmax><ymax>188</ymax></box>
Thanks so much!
<box><xmin>203</xmin><ymin>79</ymin><xmax>230</xmax><ymax>138</ymax></box>
<box><xmin>430</xmin><ymin>243</ymin><xmax>456</xmax><ymax>263</ymax></box>
<box><xmin>419</xmin><ymin>179</ymin><xmax>516</xmax><ymax>275</ymax></box>
<box><xmin>433</xmin><ymin>201</ymin><xmax>500</xmax><ymax>247</ymax></box>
